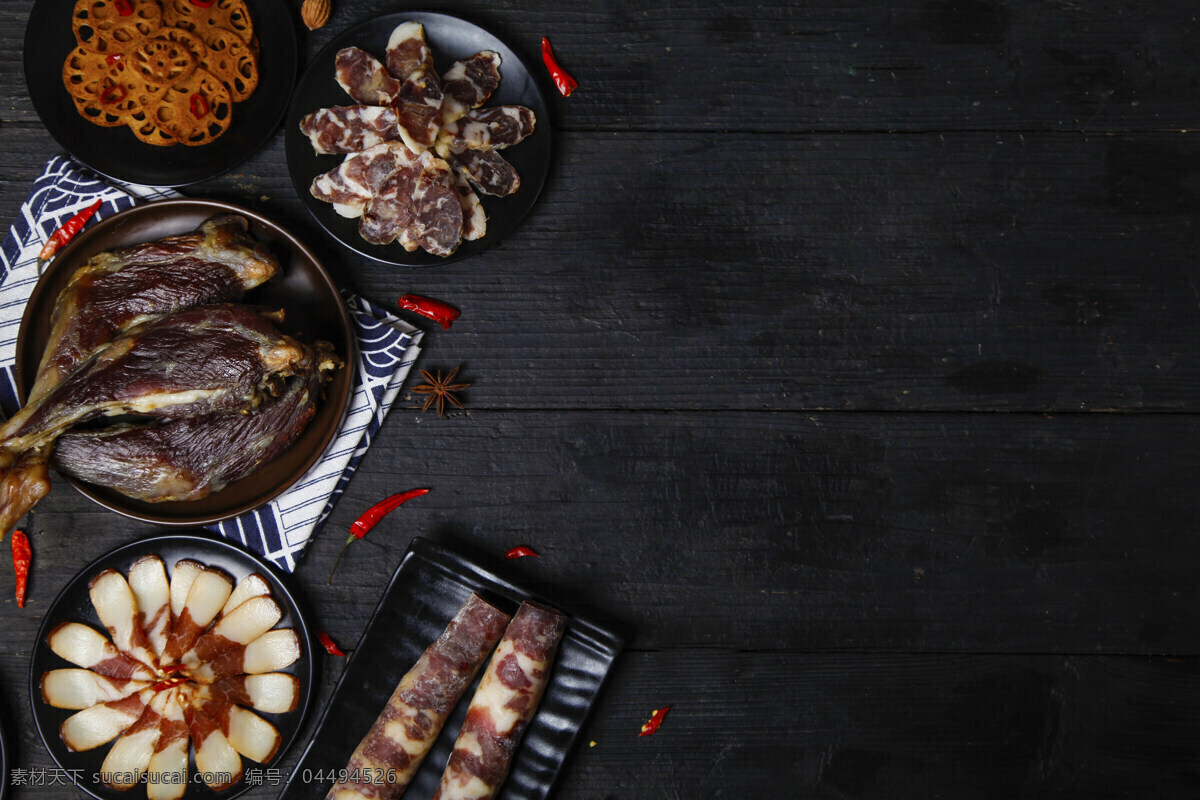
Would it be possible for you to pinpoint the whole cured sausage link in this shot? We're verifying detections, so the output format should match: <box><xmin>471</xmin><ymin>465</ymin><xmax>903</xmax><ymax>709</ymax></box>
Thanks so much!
<box><xmin>325</xmin><ymin>594</ymin><xmax>511</xmax><ymax>800</ymax></box>
<box><xmin>431</xmin><ymin>603</ymin><xmax>567</xmax><ymax>800</ymax></box>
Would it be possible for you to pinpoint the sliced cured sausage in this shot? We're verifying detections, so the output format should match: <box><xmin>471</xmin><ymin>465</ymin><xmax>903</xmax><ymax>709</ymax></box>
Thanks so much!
<box><xmin>324</xmin><ymin>593</ymin><xmax>510</xmax><ymax>800</ymax></box>
<box><xmin>431</xmin><ymin>603</ymin><xmax>566</xmax><ymax>800</ymax></box>
<box><xmin>440</xmin><ymin>51</ymin><xmax>501</xmax><ymax>127</ymax></box>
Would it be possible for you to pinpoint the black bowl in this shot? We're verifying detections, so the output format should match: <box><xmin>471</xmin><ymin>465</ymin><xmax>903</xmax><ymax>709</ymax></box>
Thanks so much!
<box><xmin>15</xmin><ymin>199</ymin><xmax>356</xmax><ymax>527</ymax></box>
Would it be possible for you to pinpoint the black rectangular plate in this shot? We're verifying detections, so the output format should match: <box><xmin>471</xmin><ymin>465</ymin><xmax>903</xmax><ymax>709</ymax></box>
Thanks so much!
<box><xmin>278</xmin><ymin>537</ymin><xmax>624</xmax><ymax>800</ymax></box>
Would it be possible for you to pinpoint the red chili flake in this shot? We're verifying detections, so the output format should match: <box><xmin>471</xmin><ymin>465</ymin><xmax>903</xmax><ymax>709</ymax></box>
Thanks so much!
<box><xmin>541</xmin><ymin>37</ymin><xmax>578</xmax><ymax>98</ymax></box>
<box><xmin>37</xmin><ymin>198</ymin><xmax>103</xmax><ymax>271</ymax></box>
<box><xmin>327</xmin><ymin>488</ymin><xmax>430</xmax><ymax>584</ymax></box>
<box><xmin>319</xmin><ymin>631</ymin><xmax>345</xmax><ymax>656</ymax></box>
<box><xmin>99</xmin><ymin>84</ymin><xmax>126</xmax><ymax>105</ymax></box>
<box><xmin>189</xmin><ymin>0</ymin><xmax>217</xmax><ymax>6</ymax></box>
<box><xmin>639</xmin><ymin>706</ymin><xmax>670</xmax><ymax>737</ymax></box>
<box><xmin>397</xmin><ymin>294</ymin><xmax>460</xmax><ymax>330</ymax></box>
<box><xmin>505</xmin><ymin>546</ymin><xmax>539</xmax><ymax>559</ymax></box>
<box><xmin>189</xmin><ymin>93</ymin><xmax>209</xmax><ymax>119</ymax></box>
<box><xmin>151</xmin><ymin>677</ymin><xmax>187</xmax><ymax>692</ymax></box>
<box><xmin>11</xmin><ymin>530</ymin><xmax>30</xmax><ymax>609</ymax></box>
<box><xmin>160</xmin><ymin>664</ymin><xmax>185</xmax><ymax>675</ymax></box>
<box><xmin>105</xmin><ymin>53</ymin><xmax>124</xmax><ymax>65</ymax></box>
<box><xmin>113</xmin><ymin>0</ymin><xmax>134</xmax><ymax>15</ymax></box>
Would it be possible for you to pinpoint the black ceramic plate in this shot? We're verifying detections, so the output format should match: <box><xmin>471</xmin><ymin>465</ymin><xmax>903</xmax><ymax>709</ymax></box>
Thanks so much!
<box><xmin>29</xmin><ymin>534</ymin><xmax>316</xmax><ymax>800</ymax></box>
<box><xmin>284</xmin><ymin>11</ymin><xmax>551</xmax><ymax>265</ymax></box>
<box><xmin>0</xmin><ymin>717</ymin><xmax>7</xmax><ymax>800</ymax></box>
<box><xmin>279</xmin><ymin>538</ymin><xmax>622</xmax><ymax>800</ymax></box>
<box><xmin>14</xmin><ymin>199</ymin><xmax>356</xmax><ymax>527</ymax></box>
<box><xmin>24</xmin><ymin>0</ymin><xmax>298</xmax><ymax>187</ymax></box>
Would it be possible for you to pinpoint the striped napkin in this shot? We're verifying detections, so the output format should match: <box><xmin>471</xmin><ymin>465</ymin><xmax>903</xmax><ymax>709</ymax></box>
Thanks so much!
<box><xmin>0</xmin><ymin>156</ymin><xmax>423</xmax><ymax>572</ymax></box>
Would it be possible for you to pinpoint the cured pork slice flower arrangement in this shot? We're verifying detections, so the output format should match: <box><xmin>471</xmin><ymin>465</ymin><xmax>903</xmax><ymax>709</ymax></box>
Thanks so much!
<box><xmin>41</xmin><ymin>555</ymin><xmax>303</xmax><ymax>796</ymax></box>
<box><xmin>300</xmin><ymin>22</ymin><xmax>536</xmax><ymax>257</ymax></box>
<box><xmin>0</xmin><ymin>214</ymin><xmax>343</xmax><ymax>541</ymax></box>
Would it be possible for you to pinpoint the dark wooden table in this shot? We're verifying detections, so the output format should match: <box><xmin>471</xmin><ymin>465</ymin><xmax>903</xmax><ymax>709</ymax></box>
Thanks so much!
<box><xmin>3</xmin><ymin>1</ymin><xmax>1200</xmax><ymax>797</ymax></box>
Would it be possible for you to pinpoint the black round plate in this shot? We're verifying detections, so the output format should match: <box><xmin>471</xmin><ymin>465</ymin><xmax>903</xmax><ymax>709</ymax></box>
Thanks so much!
<box><xmin>284</xmin><ymin>11</ymin><xmax>551</xmax><ymax>265</ymax></box>
<box><xmin>0</xmin><ymin>716</ymin><xmax>7</xmax><ymax>800</ymax></box>
<box><xmin>29</xmin><ymin>534</ymin><xmax>316</xmax><ymax>800</ymax></box>
<box><xmin>24</xmin><ymin>0</ymin><xmax>299</xmax><ymax>187</ymax></box>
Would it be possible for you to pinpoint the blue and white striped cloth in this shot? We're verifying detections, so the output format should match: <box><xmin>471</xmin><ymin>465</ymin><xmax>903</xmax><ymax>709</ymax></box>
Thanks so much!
<box><xmin>0</xmin><ymin>156</ymin><xmax>423</xmax><ymax>572</ymax></box>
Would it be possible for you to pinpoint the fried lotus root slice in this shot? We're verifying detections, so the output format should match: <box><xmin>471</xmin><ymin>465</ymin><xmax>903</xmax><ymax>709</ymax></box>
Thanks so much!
<box><xmin>62</xmin><ymin>49</ymin><xmax>124</xmax><ymax>128</ymax></box>
<box><xmin>164</xmin><ymin>0</ymin><xmax>254</xmax><ymax>44</ymax></box>
<box><xmin>125</xmin><ymin>108</ymin><xmax>179</xmax><ymax>146</ymax></box>
<box><xmin>152</xmin><ymin>68</ymin><xmax>233</xmax><ymax>146</ymax></box>
<box><xmin>73</xmin><ymin>0</ymin><xmax>163</xmax><ymax>54</ymax></box>
<box><xmin>201</xmin><ymin>26</ymin><xmax>259</xmax><ymax>102</ymax></box>
<box><xmin>159</xmin><ymin>25</ymin><xmax>207</xmax><ymax>64</ymax></box>
<box><xmin>130</xmin><ymin>35</ymin><xmax>197</xmax><ymax>86</ymax></box>
<box><xmin>64</xmin><ymin>52</ymin><xmax>154</xmax><ymax>127</ymax></box>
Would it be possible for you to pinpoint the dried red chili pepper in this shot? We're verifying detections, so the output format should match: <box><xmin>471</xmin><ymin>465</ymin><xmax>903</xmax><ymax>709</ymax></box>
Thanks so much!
<box><xmin>541</xmin><ymin>37</ymin><xmax>578</xmax><ymax>98</ymax></box>
<box><xmin>327</xmin><ymin>488</ymin><xmax>430</xmax><ymax>584</ymax></box>
<box><xmin>505</xmin><ymin>546</ymin><xmax>539</xmax><ymax>559</ymax></box>
<box><xmin>99</xmin><ymin>84</ymin><xmax>126</xmax><ymax>105</ymax></box>
<box><xmin>318</xmin><ymin>631</ymin><xmax>345</xmax><ymax>656</ymax></box>
<box><xmin>11</xmin><ymin>530</ymin><xmax>31</xmax><ymax>609</ymax></box>
<box><xmin>37</xmin><ymin>198</ymin><xmax>102</xmax><ymax>271</ymax></box>
<box><xmin>397</xmin><ymin>294</ymin><xmax>460</xmax><ymax>330</ymax></box>
<box><xmin>639</xmin><ymin>706</ymin><xmax>670</xmax><ymax>737</ymax></box>
<box><xmin>189</xmin><ymin>93</ymin><xmax>209</xmax><ymax>119</ymax></box>
<box><xmin>151</xmin><ymin>677</ymin><xmax>187</xmax><ymax>692</ymax></box>
<box><xmin>113</xmin><ymin>0</ymin><xmax>134</xmax><ymax>15</ymax></box>
<box><xmin>189</xmin><ymin>0</ymin><xmax>217</xmax><ymax>6</ymax></box>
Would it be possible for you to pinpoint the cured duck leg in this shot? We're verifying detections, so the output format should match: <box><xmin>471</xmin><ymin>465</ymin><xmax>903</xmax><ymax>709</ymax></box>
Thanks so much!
<box><xmin>0</xmin><ymin>304</ymin><xmax>314</xmax><ymax>538</ymax></box>
<box><xmin>51</xmin><ymin>344</ymin><xmax>341</xmax><ymax>503</ymax></box>
<box><xmin>30</xmin><ymin>214</ymin><xmax>278</xmax><ymax>405</ymax></box>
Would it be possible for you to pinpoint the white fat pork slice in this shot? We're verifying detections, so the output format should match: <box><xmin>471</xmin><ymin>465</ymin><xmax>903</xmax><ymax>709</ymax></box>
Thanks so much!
<box><xmin>210</xmin><ymin>673</ymin><xmax>300</xmax><ymax>714</ymax></box>
<box><xmin>60</xmin><ymin>688</ymin><xmax>155</xmax><ymax>752</ymax></box>
<box><xmin>168</xmin><ymin>559</ymin><xmax>204</xmax><ymax>620</ymax></box>
<box><xmin>41</xmin><ymin>668</ymin><xmax>150</xmax><ymax>709</ymax></box>
<box><xmin>184</xmin><ymin>702</ymin><xmax>243</xmax><ymax>790</ymax></box>
<box><xmin>223</xmin><ymin>703</ymin><xmax>282</xmax><ymax>763</ymax></box>
<box><xmin>431</xmin><ymin>603</ymin><xmax>567</xmax><ymax>800</ymax></box>
<box><xmin>146</xmin><ymin>691</ymin><xmax>189</xmax><ymax>800</ymax></box>
<box><xmin>161</xmin><ymin>566</ymin><xmax>234</xmax><ymax>665</ymax></box>
<box><xmin>220</xmin><ymin>572</ymin><xmax>271</xmax><ymax>617</ymax></box>
<box><xmin>182</xmin><ymin>595</ymin><xmax>282</xmax><ymax>669</ymax></box>
<box><xmin>99</xmin><ymin>690</ymin><xmax>169</xmax><ymax>789</ymax></box>
<box><xmin>325</xmin><ymin>594</ymin><xmax>510</xmax><ymax>800</ymax></box>
<box><xmin>128</xmin><ymin>555</ymin><xmax>171</xmax><ymax>661</ymax></box>
<box><xmin>46</xmin><ymin>622</ymin><xmax>155</xmax><ymax>681</ymax></box>
<box><xmin>188</xmin><ymin>628</ymin><xmax>301</xmax><ymax>684</ymax></box>
<box><xmin>89</xmin><ymin>568</ymin><xmax>158</xmax><ymax>669</ymax></box>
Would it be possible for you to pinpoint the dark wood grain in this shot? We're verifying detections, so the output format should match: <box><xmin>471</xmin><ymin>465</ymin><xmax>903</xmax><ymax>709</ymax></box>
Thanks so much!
<box><xmin>6</xmin><ymin>1</ymin><xmax>1200</xmax><ymax>133</ymax></box>
<box><xmin>6</xmin><ymin>125</ymin><xmax>1200</xmax><ymax>411</ymax></box>
<box><xmin>2</xmin><ymin>0</ymin><xmax>1199</xmax><ymax>797</ymax></box>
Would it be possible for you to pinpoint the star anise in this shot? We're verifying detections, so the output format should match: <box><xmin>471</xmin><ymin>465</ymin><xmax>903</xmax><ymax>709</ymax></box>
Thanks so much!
<box><xmin>411</xmin><ymin>365</ymin><xmax>470</xmax><ymax>417</ymax></box>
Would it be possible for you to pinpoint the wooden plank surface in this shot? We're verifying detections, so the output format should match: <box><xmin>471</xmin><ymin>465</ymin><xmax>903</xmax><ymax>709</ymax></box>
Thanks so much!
<box><xmin>1</xmin><ymin>0</ymin><xmax>1199</xmax><ymax>797</ymax></box>
<box><xmin>4</xmin><ymin>1</ymin><xmax>1200</xmax><ymax>133</ymax></box>
<box><xmin>5</xmin><ymin>125</ymin><xmax>1200</xmax><ymax>411</ymax></box>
